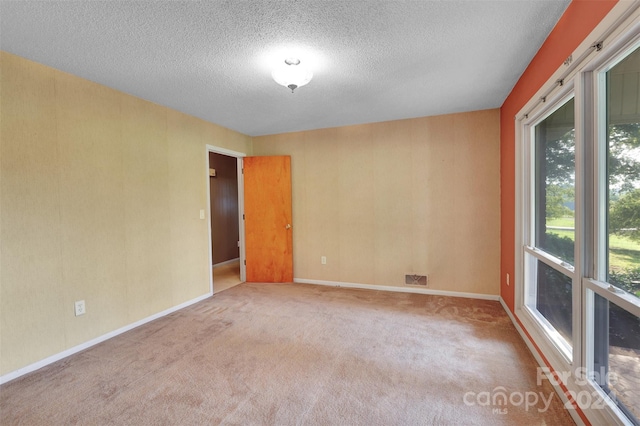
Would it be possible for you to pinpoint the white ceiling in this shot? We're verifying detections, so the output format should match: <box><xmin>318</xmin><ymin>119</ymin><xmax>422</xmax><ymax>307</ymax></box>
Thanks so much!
<box><xmin>0</xmin><ymin>1</ymin><xmax>570</xmax><ymax>137</ymax></box>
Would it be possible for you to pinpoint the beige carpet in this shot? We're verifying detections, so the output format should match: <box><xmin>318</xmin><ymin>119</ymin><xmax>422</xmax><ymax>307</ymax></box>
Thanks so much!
<box><xmin>0</xmin><ymin>283</ymin><xmax>574</xmax><ymax>425</ymax></box>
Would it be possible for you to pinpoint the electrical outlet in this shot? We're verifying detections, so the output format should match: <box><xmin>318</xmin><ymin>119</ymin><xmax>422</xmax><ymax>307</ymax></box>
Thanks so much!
<box><xmin>321</xmin><ymin>256</ymin><xmax>327</xmax><ymax>265</ymax></box>
<box><xmin>506</xmin><ymin>273</ymin><xmax>510</xmax><ymax>286</ymax></box>
<box><xmin>74</xmin><ymin>300</ymin><xmax>86</xmax><ymax>316</ymax></box>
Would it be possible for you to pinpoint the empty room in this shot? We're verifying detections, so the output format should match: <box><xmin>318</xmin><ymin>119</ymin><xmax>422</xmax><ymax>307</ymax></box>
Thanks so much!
<box><xmin>1</xmin><ymin>1</ymin><xmax>639</xmax><ymax>425</ymax></box>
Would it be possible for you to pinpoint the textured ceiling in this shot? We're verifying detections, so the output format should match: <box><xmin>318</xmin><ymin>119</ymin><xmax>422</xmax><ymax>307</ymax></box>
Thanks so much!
<box><xmin>0</xmin><ymin>1</ymin><xmax>570</xmax><ymax>136</ymax></box>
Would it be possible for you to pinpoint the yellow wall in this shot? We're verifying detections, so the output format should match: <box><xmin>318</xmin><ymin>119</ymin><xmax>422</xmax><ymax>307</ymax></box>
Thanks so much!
<box><xmin>1</xmin><ymin>51</ymin><xmax>500</xmax><ymax>377</ymax></box>
<box><xmin>0</xmin><ymin>52</ymin><xmax>252</xmax><ymax>375</ymax></box>
<box><xmin>253</xmin><ymin>110</ymin><xmax>500</xmax><ymax>295</ymax></box>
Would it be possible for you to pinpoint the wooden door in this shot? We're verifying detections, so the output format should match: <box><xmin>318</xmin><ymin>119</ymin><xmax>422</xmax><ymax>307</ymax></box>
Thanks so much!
<box><xmin>243</xmin><ymin>156</ymin><xmax>293</xmax><ymax>282</ymax></box>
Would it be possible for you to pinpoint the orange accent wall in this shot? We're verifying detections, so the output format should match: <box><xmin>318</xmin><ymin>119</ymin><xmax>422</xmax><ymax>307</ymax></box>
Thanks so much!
<box><xmin>500</xmin><ymin>0</ymin><xmax>617</xmax><ymax>312</ymax></box>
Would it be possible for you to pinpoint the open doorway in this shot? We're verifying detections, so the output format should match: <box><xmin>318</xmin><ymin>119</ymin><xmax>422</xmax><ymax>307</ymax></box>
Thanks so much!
<box><xmin>206</xmin><ymin>145</ymin><xmax>246</xmax><ymax>293</ymax></box>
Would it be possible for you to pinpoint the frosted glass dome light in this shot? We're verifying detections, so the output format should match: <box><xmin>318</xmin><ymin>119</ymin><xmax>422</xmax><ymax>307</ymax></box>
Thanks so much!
<box><xmin>272</xmin><ymin>58</ymin><xmax>313</xmax><ymax>93</ymax></box>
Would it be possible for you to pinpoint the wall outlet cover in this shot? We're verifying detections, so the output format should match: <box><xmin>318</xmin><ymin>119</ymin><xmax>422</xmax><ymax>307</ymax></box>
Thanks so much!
<box><xmin>74</xmin><ymin>300</ymin><xmax>86</xmax><ymax>316</ymax></box>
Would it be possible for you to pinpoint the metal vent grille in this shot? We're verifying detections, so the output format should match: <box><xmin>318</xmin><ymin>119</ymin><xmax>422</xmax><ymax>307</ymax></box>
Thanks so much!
<box><xmin>405</xmin><ymin>274</ymin><xmax>428</xmax><ymax>286</ymax></box>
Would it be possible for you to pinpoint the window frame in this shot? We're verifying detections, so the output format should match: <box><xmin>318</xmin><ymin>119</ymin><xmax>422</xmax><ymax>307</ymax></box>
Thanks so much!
<box><xmin>521</xmin><ymin>88</ymin><xmax>578</xmax><ymax>363</ymax></box>
<box><xmin>514</xmin><ymin>4</ymin><xmax>640</xmax><ymax>425</ymax></box>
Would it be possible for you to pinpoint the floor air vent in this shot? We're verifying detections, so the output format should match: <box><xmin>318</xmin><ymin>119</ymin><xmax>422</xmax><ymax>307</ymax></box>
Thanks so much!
<box><xmin>405</xmin><ymin>274</ymin><xmax>428</xmax><ymax>286</ymax></box>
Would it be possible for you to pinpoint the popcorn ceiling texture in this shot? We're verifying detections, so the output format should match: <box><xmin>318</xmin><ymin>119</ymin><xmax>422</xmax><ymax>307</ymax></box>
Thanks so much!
<box><xmin>0</xmin><ymin>0</ymin><xmax>569</xmax><ymax>136</ymax></box>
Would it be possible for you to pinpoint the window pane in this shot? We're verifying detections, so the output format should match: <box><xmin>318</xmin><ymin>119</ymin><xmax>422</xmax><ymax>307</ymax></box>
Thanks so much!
<box><xmin>534</xmin><ymin>98</ymin><xmax>575</xmax><ymax>264</ymax></box>
<box><xmin>535</xmin><ymin>260</ymin><xmax>573</xmax><ymax>345</ymax></box>
<box><xmin>592</xmin><ymin>293</ymin><xmax>640</xmax><ymax>424</ymax></box>
<box><xmin>606</xmin><ymin>46</ymin><xmax>640</xmax><ymax>300</ymax></box>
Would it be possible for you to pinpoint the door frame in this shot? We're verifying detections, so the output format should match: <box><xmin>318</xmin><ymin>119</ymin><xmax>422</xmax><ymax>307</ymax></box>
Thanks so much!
<box><xmin>206</xmin><ymin>145</ymin><xmax>246</xmax><ymax>291</ymax></box>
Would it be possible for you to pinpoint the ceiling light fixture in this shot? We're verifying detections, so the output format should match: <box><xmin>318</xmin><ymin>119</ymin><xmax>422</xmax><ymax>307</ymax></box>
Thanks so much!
<box><xmin>272</xmin><ymin>58</ymin><xmax>313</xmax><ymax>93</ymax></box>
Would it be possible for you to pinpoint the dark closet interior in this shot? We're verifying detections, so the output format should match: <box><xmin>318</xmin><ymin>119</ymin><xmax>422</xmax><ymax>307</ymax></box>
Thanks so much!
<box><xmin>209</xmin><ymin>152</ymin><xmax>239</xmax><ymax>265</ymax></box>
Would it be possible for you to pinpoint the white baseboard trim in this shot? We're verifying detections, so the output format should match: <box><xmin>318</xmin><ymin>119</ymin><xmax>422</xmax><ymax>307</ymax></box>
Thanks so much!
<box><xmin>0</xmin><ymin>291</ymin><xmax>213</xmax><ymax>385</ymax></box>
<box><xmin>498</xmin><ymin>297</ymin><xmax>586</xmax><ymax>426</ymax></box>
<box><xmin>213</xmin><ymin>257</ymin><xmax>240</xmax><ymax>268</ymax></box>
<box><xmin>294</xmin><ymin>278</ymin><xmax>499</xmax><ymax>301</ymax></box>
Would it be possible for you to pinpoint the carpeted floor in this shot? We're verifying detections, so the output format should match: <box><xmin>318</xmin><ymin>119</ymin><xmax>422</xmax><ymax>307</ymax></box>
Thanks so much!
<box><xmin>0</xmin><ymin>283</ymin><xmax>575</xmax><ymax>425</ymax></box>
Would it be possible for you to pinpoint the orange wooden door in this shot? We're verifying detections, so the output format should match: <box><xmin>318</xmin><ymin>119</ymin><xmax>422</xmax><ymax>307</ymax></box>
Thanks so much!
<box><xmin>243</xmin><ymin>156</ymin><xmax>293</xmax><ymax>282</ymax></box>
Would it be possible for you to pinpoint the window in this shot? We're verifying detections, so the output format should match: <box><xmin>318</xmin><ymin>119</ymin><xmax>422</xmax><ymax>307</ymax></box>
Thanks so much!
<box><xmin>524</xmin><ymin>96</ymin><xmax>576</xmax><ymax>357</ymax></box>
<box><xmin>517</xmin><ymin>9</ymin><xmax>640</xmax><ymax>425</ymax></box>
<box><xmin>591</xmin><ymin>294</ymin><xmax>640</xmax><ymax>424</ymax></box>
<box><xmin>589</xmin><ymin>43</ymin><xmax>640</xmax><ymax>425</ymax></box>
<box><xmin>602</xmin><ymin>46</ymin><xmax>640</xmax><ymax>294</ymax></box>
